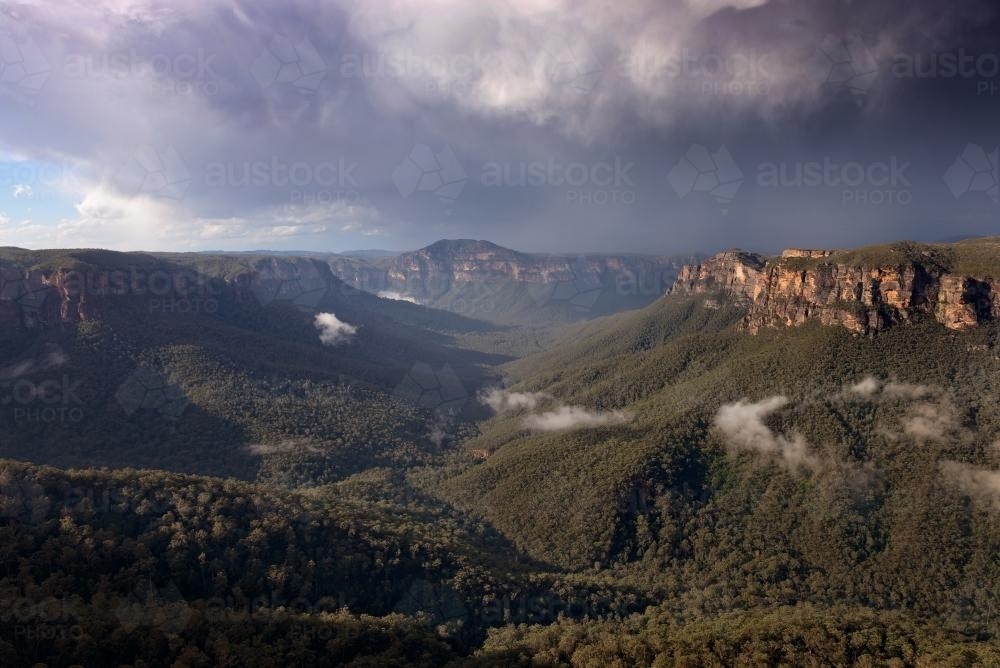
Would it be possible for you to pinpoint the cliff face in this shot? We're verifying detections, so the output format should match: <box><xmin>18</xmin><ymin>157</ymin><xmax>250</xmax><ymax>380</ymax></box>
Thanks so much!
<box><xmin>672</xmin><ymin>246</ymin><xmax>999</xmax><ymax>335</ymax></box>
<box><xmin>0</xmin><ymin>256</ymin><xmax>316</xmax><ymax>328</ymax></box>
<box><xmin>328</xmin><ymin>240</ymin><xmax>692</xmax><ymax>301</ymax></box>
<box><xmin>0</xmin><ymin>267</ymin><xmax>103</xmax><ymax>328</ymax></box>
<box><xmin>1</xmin><ymin>244</ymin><xmax>691</xmax><ymax>329</ymax></box>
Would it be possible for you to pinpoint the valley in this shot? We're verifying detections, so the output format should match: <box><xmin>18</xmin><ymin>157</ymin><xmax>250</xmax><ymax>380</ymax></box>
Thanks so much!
<box><xmin>2</xmin><ymin>238</ymin><xmax>999</xmax><ymax>666</ymax></box>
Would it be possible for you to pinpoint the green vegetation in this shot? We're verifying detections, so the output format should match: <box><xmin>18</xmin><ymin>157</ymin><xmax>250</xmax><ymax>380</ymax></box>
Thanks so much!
<box><xmin>2</xmin><ymin>243</ymin><xmax>1000</xmax><ymax>665</ymax></box>
<box><xmin>777</xmin><ymin>237</ymin><xmax>1000</xmax><ymax>277</ymax></box>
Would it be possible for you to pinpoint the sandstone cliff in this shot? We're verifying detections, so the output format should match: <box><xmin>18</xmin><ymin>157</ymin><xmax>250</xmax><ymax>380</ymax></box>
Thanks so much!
<box><xmin>672</xmin><ymin>240</ymin><xmax>999</xmax><ymax>335</ymax></box>
<box><xmin>0</xmin><ymin>242</ymin><xmax>693</xmax><ymax>329</ymax></box>
<box><xmin>0</xmin><ymin>253</ymin><xmax>312</xmax><ymax>328</ymax></box>
<box><xmin>327</xmin><ymin>239</ymin><xmax>692</xmax><ymax>302</ymax></box>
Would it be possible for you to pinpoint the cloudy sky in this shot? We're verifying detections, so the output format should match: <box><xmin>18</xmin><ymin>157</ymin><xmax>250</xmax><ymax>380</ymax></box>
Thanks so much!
<box><xmin>0</xmin><ymin>0</ymin><xmax>997</xmax><ymax>255</ymax></box>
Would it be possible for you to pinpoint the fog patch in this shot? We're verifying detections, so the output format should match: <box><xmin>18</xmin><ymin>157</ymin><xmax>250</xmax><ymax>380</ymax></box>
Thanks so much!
<box><xmin>523</xmin><ymin>405</ymin><xmax>631</xmax><ymax>432</ymax></box>
<box><xmin>903</xmin><ymin>401</ymin><xmax>960</xmax><ymax>442</ymax></box>
<box><xmin>378</xmin><ymin>290</ymin><xmax>418</xmax><ymax>304</ymax></box>
<box><xmin>714</xmin><ymin>396</ymin><xmax>820</xmax><ymax>472</ymax></box>
<box><xmin>0</xmin><ymin>345</ymin><xmax>68</xmax><ymax>380</ymax></box>
<box><xmin>247</xmin><ymin>439</ymin><xmax>324</xmax><ymax>456</ymax></box>
<box><xmin>941</xmin><ymin>460</ymin><xmax>1000</xmax><ymax>510</ymax></box>
<box><xmin>841</xmin><ymin>376</ymin><xmax>931</xmax><ymax>401</ymax></box>
<box><xmin>479</xmin><ymin>387</ymin><xmax>551</xmax><ymax>412</ymax></box>
<box><xmin>846</xmin><ymin>376</ymin><xmax>881</xmax><ymax>397</ymax></box>
<box><xmin>883</xmin><ymin>382</ymin><xmax>932</xmax><ymax>401</ymax></box>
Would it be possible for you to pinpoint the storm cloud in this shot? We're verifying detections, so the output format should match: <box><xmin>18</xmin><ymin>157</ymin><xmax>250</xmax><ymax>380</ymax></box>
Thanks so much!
<box><xmin>1</xmin><ymin>0</ymin><xmax>998</xmax><ymax>254</ymax></box>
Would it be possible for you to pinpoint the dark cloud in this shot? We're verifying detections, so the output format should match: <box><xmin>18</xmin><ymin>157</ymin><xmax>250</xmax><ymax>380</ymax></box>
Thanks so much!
<box><xmin>0</xmin><ymin>0</ymin><xmax>997</xmax><ymax>254</ymax></box>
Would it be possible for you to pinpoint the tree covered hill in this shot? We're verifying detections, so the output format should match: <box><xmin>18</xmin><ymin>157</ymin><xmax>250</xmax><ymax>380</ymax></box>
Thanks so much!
<box><xmin>0</xmin><ymin>248</ymin><xmax>508</xmax><ymax>481</ymax></box>
<box><xmin>421</xmin><ymin>291</ymin><xmax>1000</xmax><ymax>638</ymax></box>
<box><xmin>2</xmin><ymin>240</ymin><xmax>1000</xmax><ymax>665</ymax></box>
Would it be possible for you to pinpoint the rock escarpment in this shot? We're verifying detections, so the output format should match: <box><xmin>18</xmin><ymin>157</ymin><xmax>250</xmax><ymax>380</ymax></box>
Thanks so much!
<box><xmin>0</xmin><ymin>254</ymin><xmax>314</xmax><ymax>328</ymax></box>
<box><xmin>0</xmin><ymin>266</ymin><xmax>103</xmax><ymax>327</ymax></box>
<box><xmin>0</xmin><ymin>242</ymin><xmax>693</xmax><ymax>329</ymax></box>
<box><xmin>328</xmin><ymin>239</ymin><xmax>693</xmax><ymax>302</ymax></box>
<box><xmin>672</xmin><ymin>242</ymin><xmax>999</xmax><ymax>335</ymax></box>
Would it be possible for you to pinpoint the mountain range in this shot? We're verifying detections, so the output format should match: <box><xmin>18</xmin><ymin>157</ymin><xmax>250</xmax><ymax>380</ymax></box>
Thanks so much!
<box><xmin>2</xmin><ymin>237</ymin><xmax>999</xmax><ymax>666</ymax></box>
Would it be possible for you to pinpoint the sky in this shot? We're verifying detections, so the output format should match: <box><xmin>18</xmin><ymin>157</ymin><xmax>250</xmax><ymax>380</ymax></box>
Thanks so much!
<box><xmin>0</xmin><ymin>0</ymin><xmax>998</xmax><ymax>256</ymax></box>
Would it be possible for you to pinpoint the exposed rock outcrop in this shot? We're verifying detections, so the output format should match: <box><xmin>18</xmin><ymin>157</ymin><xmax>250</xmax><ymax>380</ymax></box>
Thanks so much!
<box><xmin>672</xmin><ymin>242</ymin><xmax>999</xmax><ymax>335</ymax></box>
<box><xmin>328</xmin><ymin>239</ymin><xmax>693</xmax><ymax>302</ymax></box>
<box><xmin>0</xmin><ymin>255</ymin><xmax>309</xmax><ymax>328</ymax></box>
<box><xmin>0</xmin><ymin>243</ymin><xmax>694</xmax><ymax>329</ymax></box>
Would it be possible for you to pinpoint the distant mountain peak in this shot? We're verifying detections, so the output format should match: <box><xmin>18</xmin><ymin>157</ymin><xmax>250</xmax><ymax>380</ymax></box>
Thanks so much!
<box><xmin>422</xmin><ymin>239</ymin><xmax>509</xmax><ymax>253</ymax></box>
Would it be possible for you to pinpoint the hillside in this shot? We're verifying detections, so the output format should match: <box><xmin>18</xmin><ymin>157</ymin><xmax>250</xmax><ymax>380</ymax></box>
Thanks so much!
<box><xmin>417</xmin><ymin>279</ymin><xmax>1000</xmax><ymax>648</ymax></box>
<box><xmin>0</xmin><ymin>249</ymin><xmax>506</xmax><ymax>481</ymax></box>
<box><xmin>3</xmin><ymin>239</ymin><xmax>1000</xmax><ymax>665</ymax></box>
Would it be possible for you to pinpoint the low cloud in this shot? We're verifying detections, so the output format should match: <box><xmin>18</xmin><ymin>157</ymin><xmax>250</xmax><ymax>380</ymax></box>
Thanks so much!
<box><xmin>0</xmin><ymin>345</ymin><xmax>68</xmax><ymax>380</ymax></box>
<box><xmin>846</xmin><ymin>376</ymin><xmax>881</xmax><ymax>397</ymax></box>
<box><xmin>377</xmin><ymin>290</ymin><xmax>418</xmax><ymax>304</ymax></box>
<box><xmin>715</xmin><ymin>396</ymin><xmax>819</xmax><ymax>472</ymax></box>
<box><xmin>313</xmin><ymin>312</ymin><xmax>358</xmax><ymax>346</ymax></box>
<box><xmin>844</xmin><ymin>377</ymin><xmax>965</xmax><ymax>443</ymax></box>
<box><xmin>941</xmin><ymin>460</ymin><xmax>1000</xmax><ymax>510</ymax></box>
<box><xmin>842</xmin><ymin>376</ymin><xmax>931</xmax><ymax>401</ymax></box>
<box><xmin>903</xmin><ymin>401</ymin><xmax>960</xmax><ymax>441</ymax></box>
<box><xmin>247</xmin><ymin>439</ymin><xmax>324</xmax><ymax>456</ymax></box>
<box><xmin>523</xmin><ymin>405</ymin><xmax>631</xmax><ymax>432</ymax></box>
<box><xmin>480</xmin><ymin>387</ymin><xmax>629</xmax><ymax>431</ymax></box>
<box><xmin>427</xmin><ymin>414</ymin><xmax>450</xmax><ymax>448</ymax></box>
<box><xmin>479</xmin><ymin>387</ymin><xmax>550</xmax><ymax>412</ymax></box>
<box><xmin>883</xmin><ymin>382</ymin><xmax>933</xmax><ymax>401</ymax></box>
